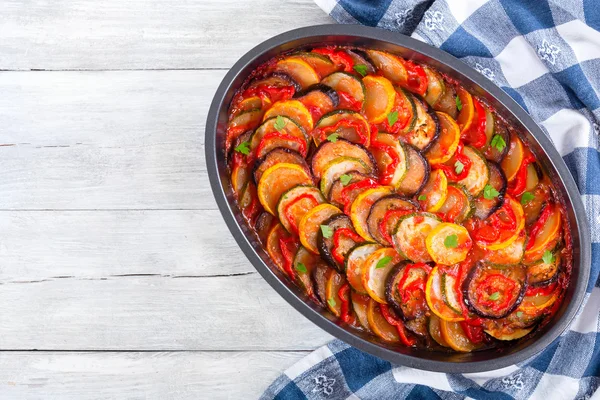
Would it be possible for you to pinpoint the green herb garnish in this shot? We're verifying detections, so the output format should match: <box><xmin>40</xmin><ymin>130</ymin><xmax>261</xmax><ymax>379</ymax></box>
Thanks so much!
<box><xmin>376</xmin><ymin>256</ymin><xmax>393</xmax><ymax>269</ymax></box>
<box><xmin>387</xmin><ymin>110</ymin><xmax>399</xmax><ymax>127</ymax></box>
<box><xmin>234</xmin><ymin>141</ymin><xmax>250</xmax><ymax>155</ymax></box>
<box><xmin>516</xmin><ymin>311</ymin><xmax>524</xmax><ymax>318</ymax></box>
<box><xmin>483</xmin><ymin>184</ymin><xmax>500</xmax><ymax>200</ymax></box>
<box><xmin>328</xmin><ymin>298</ymin><xmax>336</xmax><ymax>307</ymax></box>
<box><xmin>340</xmin><ymin>174</ymin><xmax>353</xmax><ymax>186</ymax></box>
<box><xmin>455</xmin><ymin>95</ymin><xmax>463</xmax><ymax>111</ymax></box>
<box><xmin>327</xmin><ymin>133</ymin><xmax>339</xmax><ymax>143</ymax></box>
<box><xmin>418</xmin><ymin>194</ymin><xmax>427</xmax><ymax>201</ymax></box>
<box><xmin>489</xmin><ymin>292</ymin><xmax>500</xmax><ymax>301</ymax></box>
<box><xmin>320</xmin><ymin>224</ymin><xmax>333</xmax><ymax>239</ymax></box>
<box><xmin>274</xmin><ymin>115</ymin><xmax>286</xmax><ymax>132</ymax></box>
<box><xmin>521</xmin><ymin>191</ymin><xmax>535</xmax><ymax>205</ymax></box>
<box><xmin>295</xmin><ymin>262</ymin><xmax>307</xmax><ymax>273</ymax></box>
<box><xmin>353</xmin><ymin>64</ymin><xmax>368</xmax><ymax>77</ymax></box>
<box><xmin>491</xmin><ymin>134</ymin><xmax>506</xmax><ymax>152</ymax></box>
<box><xmin>454</xmin><ymin>160</ymin><xmax>465</xmax><ymax>174</ymax></box>
<box><xmin>444</xmin><ymin>234</ymin><xmax>458</xmax><ymax>248</ymax></box>
<box><xmin>542</xmin><ymin>250</ymin><xmax>555</xmax><ymax>264</ymax></box>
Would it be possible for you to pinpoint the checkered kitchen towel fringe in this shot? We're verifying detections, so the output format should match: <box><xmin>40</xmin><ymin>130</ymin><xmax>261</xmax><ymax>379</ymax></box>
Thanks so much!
<box><xmin>261</xmin><ymin>1</ymin><xmax>600</xmax><ymax>399</ymax></box>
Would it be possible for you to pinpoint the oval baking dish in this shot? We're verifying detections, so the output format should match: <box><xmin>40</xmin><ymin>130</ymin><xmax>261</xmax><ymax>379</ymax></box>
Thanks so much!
<box><xmin>205</xmin><ymin>25</ymin><xmax>591</xmax><ymax>372</ymax></box>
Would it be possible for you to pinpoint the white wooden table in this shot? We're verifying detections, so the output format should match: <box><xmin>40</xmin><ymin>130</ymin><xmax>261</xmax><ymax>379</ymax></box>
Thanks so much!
<box><xmin>0</xmin><ymin>1</ymin><xmax>335</xmax><ymax>398</ymax></box>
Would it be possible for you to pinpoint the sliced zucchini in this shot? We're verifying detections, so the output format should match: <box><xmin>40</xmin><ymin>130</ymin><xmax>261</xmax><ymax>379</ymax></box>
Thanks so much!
<box><xmin>462</xmin><ymin>263</ymin><xmax>526</xmax><ymax>319</ymax></box>
<box><xmin>263</xmin><ymin>99</ymin><xmax>314</xmax><ymax>133</ymax></box>
<box><xmin>289</xmin><ymin>52</ymin><xmax>338</xmax><ymax>78</ymax></box>
<box><xmin>362</xmin><ymin>247</ymin><xmax>402</xmax><ymax>304</ymax></box>
<box><xmin>484</xmin><ymin>325</ymin><xmax>533</xmax><ymax>341</ymax></box>
<box><xmin>437</xmin><ymin>184</ymin><xmax>474</xmax><ymax>223</ymax></box>
<box><xmin>386</xmin><ymin>261</ymin><xmax>431</xmax><ymax>320</ymax></box>
<box><xmin>313</xmin><ymin>110</ymin><xmax>371</xmax><ymax>146</ymax></box>
<box><xmin>426</xmin><ymin>111</ymin><xmax>460</xmax><ymax>165</ymax></box>
<box><xmin>429</xmin><ymin>315</ymin><xmax>450</xmax><ymax>347</ymax></box>
<box><xmin>365</xmin><ymin>50</ymin><xmax>408</xmax><ymax>85</ymax></box>
<box><xmin>325</xmin><ymin>268</ymin><xmax>347</xmax><ymax>317</ymax></box>
<box><xmin>298</xmin><ymin>204</ymin><xmax>342</xmax><ymax>254</ymax></box>
<box><xmin>366</xmin><ymin>298</ymin><xmax>401</xmax><ymax>342</ymax></box>
<box><xmin>294</xmin><ymin>83</ymin><xmax>339</xmax><ymax>113</ymax></box>
<box><xmin>311</xmin><ymin>137</ymin><xmax>376</xmax><ymax>180</ymax></box>
<box><xmin>483</xmin><ymin>229</ymin><xmax>526</xmax><ymax>267</ymax></box>
<box><xmin>483</xmin><ymin>118</ymin><xmax>510</xmax><ymax>163</ymax></box>
<box><xmin>472</xmin><ymin>161</ymin><xmax>507</xmax><ymax>219</ymax></box>
<box><xmin>523</xmin><ymin>183</ymin><xmax>551</xmax><ymax>226</ymax></box>
<box><xmin>418</xmin><ymin>169</ymin><xmax>448</xmax><ymax>212</ymax></box>
<box><xmin>233</xmin><ymin>96</ymin><xmax>264</xmax><ymax>118</ymax></box>
<box><xmin>433</xmin><ymin>82</ymin><xmax>458</xmax><ymax>119</ymax></box>
<box><xmin>317</xmin><ymin>213</ymin><xmax>360</xmax><ymax>272</ymax></box>
<box><xmin>440</xmin><ymin>320</ymin><xmax>481</xmax><ymax>352</ymax></box>
<box><xmin>527</xmin><ymin>252</ymin><xmax>560</xmax><ymax>286</ymax></box>
<box><xmin>231</xmin><ymin>162</ymin><xmax>250</xmax><ymax>198</ymax></box>
<box><xmin>396</xmin><ymin>144</ymin><xmax>430</xmax><ymax>197</ymax></box>
<box><xmin>392</xmin><ymin>212</ymin><xmax>442</xmax><ymax>263</ymax></box>
<box><xmin>227</xmin><ymin>108</ymin><xmax>264</xmax><ymax>146</ymax></box>
<box><xmin>252</xmin><ymin>147</ymin><xmax>309</xmax><ymax>185</ymax></box>
<box><xmin>457</xmin><ymin>146</ymin><xmax>490</xmax><ymax>197</ymax></box>
<box><xmin>328</xmin><ymin>172</ymin><xmax>375</xmax><ymax>209</ymax></box>
<box><xmin>523</xmin><ymin>203</ymin><xmax>562</xmax><ymax>264</ymax></box>
<box><xmin>425</xmin><ymin>266</ymin><xmax>465</xmax><ymax>322</ymax></box>
<box><xmin>501</xmin><ymin>132</ymin><xmax>525</xmax><ymax>182</ymax></box>
<box><xmin>345</xmin><ymin>49</ymin><xmax>376</xmax><ymax>75</ymax></box>
<box><xmin>321</xmin><ymin>71</ymin><xmax>366</xmax><ymax>110</ymax></box>
<box><xmin>362</xmin><ymin>75</ymin><xmax>396</xmax><ymax>124</ymax></box>
<box><xmin>525</xmin><ymin>162</ymin><xmax>541</xmax><ymax>192</ymax></box>
<box><xmin>276</xmin><ymin>185</ymin><xmax>325</xmax><ymax>234</ymax></box>
<box><xmin>319</xmin><ymin>156</ymin><xmax>373</xmax><ymax>196</ymax></box>
<box><xmin>426</xmin><ymin>223</ymin><xmax>472</xmax><ymax>265</ymax></box>
<box><xmin>293</xmin><ymin>246</ymin><xmax>324</xmax><ymax>299</ymax></box>
<box><xmin>370</xmin><ymin>133</ymin><xmax>408</xmax><ymax>187</ymax></box>
<box><xmin>257</xmin><ymin>163</ymin><xmax>313</xmax><ymax>215</ymax></box>
<box><xmin>351</xmin><ymin>291</ymin><xmax>374</xmax><ymax>332</ymax></box>
<box><xmin>391</xmin><ymin>87</ymin><xmax>418</xmax><ymax>133</ymax></box>
<box><xmin>275</xmin><ymin>57</ymin><xmax>320</xmax><ymax>89</ymax></box>
<box><xmin>519</xmin><ymin>283</ymin><xmax>560</xmax><ymax>314</ymax></box>
<box><xmin>250</xmin><ymin>116</ymin><xmax>308</xmax><ymax>155</ymax></box>
<box><xmin>404</xmin><ymin>95</ymin><xmax>440</xmax><ymax>152</ymax></box>
<box><xmin>423</xmin><ymin>66</ymin><xmax>446</xmax><ymax>106</ymax></box>
<box><xmin>350</xmin><ymin>186</ymin><xmax>394</xmax><ymax>241</ymax></box>
<box><xmin>455</xmin><ymin>87</ymin><xmax>475</xmax><ymax>134</ymax></box>
<box><xmin>345</xmin><ymin>243</ymin><xmax>381</xmax><ymax>294</ymax></box>
<box><xmin>266</xmin><ymin>223</ymin><xmax>299</xmax><ymax>278</ymax></box>
<box><xmin>366</xmin><ymin>194</ymin><xmax>416</xmax><ymax>246</ymax></box>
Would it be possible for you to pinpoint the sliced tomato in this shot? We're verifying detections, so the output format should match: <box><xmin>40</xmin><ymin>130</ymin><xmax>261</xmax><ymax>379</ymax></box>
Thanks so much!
<box><xmin>401</xmin><ymin>61</ymin><xmax>428</xmax><ymax>96</ymax></box>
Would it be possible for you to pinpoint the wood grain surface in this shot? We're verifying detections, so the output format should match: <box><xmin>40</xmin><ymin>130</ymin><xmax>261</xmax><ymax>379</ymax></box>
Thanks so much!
<box><xmin>0</xmin><ymin>0</ymin><xmax>334</xmax><ymax>398</ymax></box>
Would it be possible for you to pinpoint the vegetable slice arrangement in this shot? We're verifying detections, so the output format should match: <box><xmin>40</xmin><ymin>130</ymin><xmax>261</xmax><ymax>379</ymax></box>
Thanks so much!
<box><xmin>226</xmin><ymin>46</ymin><xmax>572</xmax><ymax>354</ymax></box>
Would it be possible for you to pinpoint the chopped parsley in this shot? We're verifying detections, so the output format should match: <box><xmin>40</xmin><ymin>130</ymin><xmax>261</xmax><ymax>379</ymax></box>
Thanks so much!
<box><xmin>542</xmin><ymin>250</ymin><xmax>555</xmax><ymax>264</ymax></box>
<box><xmin>339</xmin><ymin>174</ymin><xmax>353</xmax><ymax>186</ymax></box>
<box><xmin>234</xmin><ymin>141</ymin><xmax>250</xmax><ymax>155</ymax></box>
<box><xmin>320</xmin><ymin>224</ymin><xmax>333</xmax><ymax>239</ymax></box>
<box><xmin>295</xmin><ymin>262</ymin><xmax>307</xmax><ymax>273</ymax></box>
<box><xmin>327</xmin><ymin>298</ymin><xmax>336</xmax><ymax>307</ymax></box>
<box><xmin>454</xmin><ymin>160</ymin><xmax>465</xmax><ymax>174</ymax></box>
<box><xmin>387</xmin><ymin>110</ymin><xmax>399</xmax><ymax>127</ymax></box>
<box><xmin>353</xmin><ymin>64</ymin><xmax>368</xmax><ymax>77</ymax></box>
<box><xmin>274</xmin><ymin>115</ymin><xmax>286</xmax><ymax>132</ymax></box>
<box><xmin>489</xmin><ymin>291</ymin><xmax>500</xmax><ymax>301</ymax></box>
<box><xmin>376</xmin><ymin>256</ymin><xmax>393</xmax><ymax>269</ymax></box>
<box><xmin>418</xmin><ymin>194</ymin><xmax>427</xmax><ymax>201</ymax></box>
<box><xmin>455</xmin><ymin>95</ymin><xmax>463</xmax><ymax>111</ymax></box>
<box><xmin>483</xmin><ymin>184</ymin><xmax>500</xmax><ymax>200</ymax></box>
<box><xmin>491</xmin><ymin>134</ymin><xmax>507</xmax><ymax>152</ymax></box>
<box><xmin>444</xmin><ymin>234</ymin><xmax>458</xmax><ymax>248</ymax></box>
<box><xmin>516</xmin><ymin>311</ymin><xmax>524</xmax><ymax>318</ymax></box>
<box><xmin>521</xmin><ymin>191</ymin><xmax>535</xmax><ymax>205</ymax></box>
<box><xmin>327</xmin><ymin>133</ymin><xmax>339</xmax><ymax>143</ymax></box>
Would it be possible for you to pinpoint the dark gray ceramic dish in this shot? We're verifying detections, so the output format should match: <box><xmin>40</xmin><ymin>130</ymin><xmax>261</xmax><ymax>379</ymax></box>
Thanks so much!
<box><xmin>205</xmin><ymin>25</ymin><xmax>591</xmax><ymax>372</ymax></box>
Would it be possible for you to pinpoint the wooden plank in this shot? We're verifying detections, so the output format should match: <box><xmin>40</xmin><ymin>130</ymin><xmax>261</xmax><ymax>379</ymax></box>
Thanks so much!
<box><xmin>0</xmin><ymin>70</ymin><xmax>220</xmax><ymax>210</ymax></box>
<box><xmin>0</xmin><ymin>210</ymin><xmax>256</xmax><ymax>280</ymax></box>
<box><xmin>0</xmin><ymin>274</ymin><xmax>333</xmax><ymax>350</ymax></box>
<box><xmin>0</xmin><ymin>351</ymin><xmax>306</xmax><ymax>399</ymax></box>
<box><xmin>0</xmin><ymin>0</ymin><xmax>332</xmax><ymax>71</ymax></box>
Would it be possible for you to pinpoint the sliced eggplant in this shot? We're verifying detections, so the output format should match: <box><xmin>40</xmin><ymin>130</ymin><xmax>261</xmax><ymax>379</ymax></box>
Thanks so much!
<box><xmin>328</xmin><ymin>171</ymin><xmax>375</xmax><ymax>209</ymax></box>
<box><xmin>317</xmin><ymin>213</ymin><xmax>361</xmax><ymax>272</ymax></box>
<box><xmin>396</xmin><ymin>144</ymin><xmax>430</xmax><ymax>197</ymax></box>
<box><xmin>253</xmin><ymin>147</ymin><xmax>309</xmax><ymax>185</ymax></box>
<box><xmin>433</xmin><ymin>82</ymin><xmax>458</xmax><ymax>119</ymax></box>
<box><xmin>248</xmin><ymin>72</ymin><xmax>301</xmax><ymax>93</ymax></box>
<box><xmin>523</xmin><ymin>183</ymin><xmax>551</xmax><ymax>226</ymax></box>
<box><xmin>386</xmin><ymin>261</ymin><xmax>430</xmax><ymax>320</ymax></box>
<box><xmin>312</xmin><ymin>263</ymin><xmax>332</xmax><ymax>306</ymax></box>
<box><xmin>313</xmin><ymin>109</ymin><xmax>371</xmax><ymax>146</ymax></box>
<box><xmin>321</xmin><ymin>72</ymin><xmax>366</xmax><ymax>110</ymax></box>
<box><xmin>437</xmin><ymin>183</ymin><xmax>474</xmax><ymax>223</ymax></box>
<box><xmin>484</xmin><ymin>229</ymin><xmax>526</xmax><ymax>267</ymax></box>
<box><xmin>473</xmin><ymin>161</ymin><xmax>507</xmax><ymax>219</ymax></box>
<box><xmin>227</xmin><ymin>108</ymin><xmax>264</xmax><ymax>145</ymax></box>
<box><xmin>350</xmin><ymin>186</ymin><xmax>394</xmax><ymax>242</ymax></box>
<box><xmin>463</xmin><ymin>263</ymin><xmax>527</xmax><ymax>319</ymax></box>
<box><xmin>310</xmin><ymin>138</ymin><xmax>376</xmax><ymax>180</ymax></box>
<box><xmin>345</xmin><ymin>243</ymin><xmax>382</xmax><ymax>294</ymax></box>
<box><xmin>228</xmin><ymin>131</ymin><xmax>253</xmax><ymax>166</ymax></box>
<box><xmin>255</xmin><ymin>212</ymin><xmax>277</xmax><ymax>245</ymax></box>
<box><xmin>319</xmin><ymin>156</ymin><xmax>373</xmax><ymax>196</ymax></box>
<box><xmin>405</xmin><ymin>316</ymin><xmax>430</xmax><ymax>339</ymax></box>
<box><xmin>298</xmin><ymin>203</ymin><xmax>342</xmax><ymax>254</ymax></box>
<box><xmin>294</xmin><ymin>83</ymin><xmax>340</xmax><ymax>108</ymax></box>
<box><xmin>276</xmin><ymin>185</ymin><xmax>325</xmax><ymax>234</ymax></box>
<box><xmin>250</xmin><ymin>116</ymin><xmax>308</xmax><ymax>156</ymax></box>
<box><xmin>425</xmin><ymin>111</ymin><xmax>460</xmax><ymax>165</ymax></box>
<box><xmin>370</xmin><ymin>133</ymin><xmax>408</xmax><ymax>188</ymax></box>
<box><xmin>345</xmin><ymin>49</ymin><xmax>376</xmax><ymax>75</ymax></box>
<box><xmin>457</xmin><ymin>146</ymin><xmax>490</xmax><ymax>197</ymax></box>
<box><xmin>527</xmin><ymin>252</ymin><xmax>560</xmax><ymax>286</ymax></box>
<box><xmin>392</xmin><ymin>212</ymin><xmax>441</xmax><ymax>263</ymax></box>
<box><xmin>293</xmin><ymin>246</ymin><xmax>324</xmax><ymax>299</ymax></box>
<box><xmin>483</xmin><ymin>118</ymin><xmax>510</xmax><ymax>163</ymax></box>
<box><xmin>404</xmin><ymin>95</ymin><xmax>440</xmax><ymax>152</ymax></box>
<box><xmin>367</xmin><ymin>194</ymin><xmax>416</xmax><ymax>246</ymax></box>
<box><xmin>275</xmin><ymin>57</ymin><xmax>320</xmax><ymax>89</ymax></box>
<box><xmin>325</xmin><ymin>268</ymin><xmax>347</xmax><ymax>317</ymax></box>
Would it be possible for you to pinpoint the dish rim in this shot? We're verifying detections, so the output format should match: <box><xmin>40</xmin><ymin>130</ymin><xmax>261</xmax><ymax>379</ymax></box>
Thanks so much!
<box><xmin>205</xmin><ymin>24</ymin><xmax>591</xmax><ymax>373</ymax></box>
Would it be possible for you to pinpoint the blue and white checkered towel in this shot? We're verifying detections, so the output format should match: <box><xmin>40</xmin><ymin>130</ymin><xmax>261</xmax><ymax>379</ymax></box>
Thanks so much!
<box><xmin>262</xmin><ymin>0</ymin><xmax>600</xmax><ymax>399</ymax></box>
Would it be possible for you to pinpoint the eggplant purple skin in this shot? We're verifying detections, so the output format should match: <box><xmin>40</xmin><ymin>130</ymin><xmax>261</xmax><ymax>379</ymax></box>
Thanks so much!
<box><xmin>413</xmin><ymin>94</ymin><xmax>442</xmax><ymax>154</ymax></box>
<box><xmin>309</xmin><ymin>137</ymin><xmax>379</xmax><ymax>178</ymax></box>
<box><xmin>294</xmin><ymin>83</ymin><xmax>340</xmax><ymax>108</ymax></box>
<box><xmin>345</xmin><ymin>49</ymin><xmax>376</xmax><ymax>74</ymax></box>
<box><xmin>227</xmin><ymin>130</ymin><xmax>253</xmax><ymax>166</ymax></box>
<box><xmin>317</xmin><ymin>213</ymin><xmax>356</xmax><ymax>272</ymax></box>
<box><xmin>474</xmin><ymin>161</ymin><xmax>507</xmax><ymax>220</ymax></box>
<box><xmin>528</xmin><ymin>254</ymin><xmax>561</xmax><ymax>287</ymax></box>
<box><xmin>384</xmin><ymin>260</ymin><xmax>413</xmax><ymax>321</ymax></box>
<box><xmin>366</xmin><ymin>194</ymin><xmax>417</xmax><ymax>246</ymax></box>
<box><xmin>311</xmin><ymin>263</ymin><xmax>330</xmax><ymax>307</ymax></box>
<box><xmin>403</xmin><ymin>143</ymin><xmax>431</xmax><ymax>197</ymax></box>
<box><xmin>252</xmin><ymin>71</ymin><xmax>302</xmax><ymax>92</ymax></box>
<box><xmin>252</xmin><ymin>147</ymin><xmax>308</xmax><ymax>185</ymax></box>
<box><xmin>462</xmin><ymin>263</ymin><xmax>527</xmax><ymax>319</ymax></box>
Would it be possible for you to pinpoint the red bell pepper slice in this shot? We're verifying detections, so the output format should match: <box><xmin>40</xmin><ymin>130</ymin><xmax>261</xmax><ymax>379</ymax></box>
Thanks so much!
<box><xmin>507</xmin><ymin>155</ymin><xmax>536</xmax><ymax>196</ymax></box>
<box><xmin>314</xmin><ymin>119</ymin><xmax>369</xmax><ymax>146</ymax></box>
<box><xmin>332</xmin><ymin>228</ymin><xmax>364</xmax><ymax>265</ymax></box>
<box><xmin>278</xmin><ymin>235</ymin><xmax>298</xmax><ymax>279</ymax></box>
<box><xmin>525</xmin><ymin>202</ymin><xmax>554</xmax><ymax>251</ymax></box>
<box><xmin>380</xmin><ymin>304</ymin><xmax>417</xmax><ymax>347</ymax></box>
<box><xmin>369</xmin><ymin>139</ymin><xmax>399</xmax><ymax>185</ymax></box>
<box><xmin>461</xmin><ymin>99</ymin><xmax>487</xmax><ymax>148</ymax></box>
<box><xmin>283</xmin><ymin>193</ymin><xmax>321</xmax><ymax>234</ymax></box>
<box><xmin>403</xmin><ymin>61</ymin><xmax>428</xmax><ymax>96</ymax></box>
<box><xmin>256</xmin><ymin>132</ymin><xmax>307</xmax><ymax>158</ymax></box>
<box><xmin>436</xmin><ymin>142</ymin><xmax>472</xmax><ymax>181</ymax></box>
<box><xmin>312</xmin><ymin>47</ymin><xmax>355</xmax><ymax>72</ymax></box>
<box><xmin>475</xmin><ymin>273</ymin><xmax>517</xmax><ymax>313</ymax></box>
<box><xmin>337</xmin><ymin>283</ymin><xmax>352</xmax><ymax>323</ymax></box>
